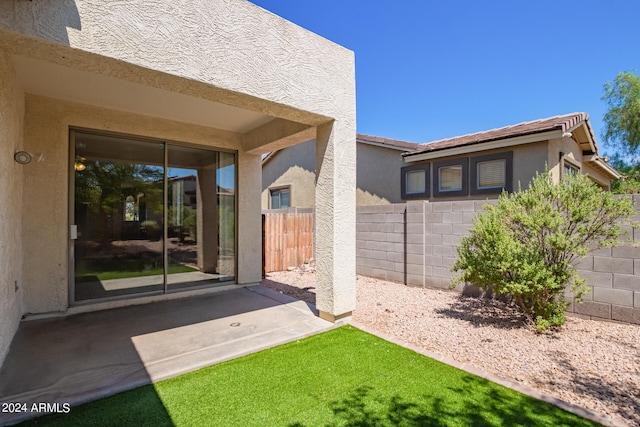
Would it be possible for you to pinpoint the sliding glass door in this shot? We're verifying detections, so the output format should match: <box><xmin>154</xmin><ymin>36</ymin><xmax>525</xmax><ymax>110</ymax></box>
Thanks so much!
<box><xmin>165</xmin><ymin>145</ymin><xmax>236</xmax><ymax>289</ymax></box>
<box><xmin>70</xmin><ymin>130</ymin><xmax>236</xmax><ymax>303</ymax></box>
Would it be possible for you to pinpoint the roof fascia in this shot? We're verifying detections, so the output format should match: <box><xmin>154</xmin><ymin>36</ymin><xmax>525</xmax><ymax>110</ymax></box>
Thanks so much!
<box><xmin>584</xmin><ymin>154</ymin><xmax>622</xmax><ymax>179</ymax></box>
<box><xmin>403</xmin><ymin>130</ymin><xmax>561</xmax><ymax>162</ymax></box>
<box><xmin>566</xmin><ymin>121</ymin><xmax>597</xmax><ymax>153</ymax></box>
<box><xmin>357</xmin><ymin>138</ymin><xmax>418</xmax><ymax>152</ymax></box>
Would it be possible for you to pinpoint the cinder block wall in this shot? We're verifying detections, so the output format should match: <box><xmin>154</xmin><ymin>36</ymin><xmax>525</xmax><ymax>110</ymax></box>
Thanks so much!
<box><xmin>571</xmin><ymin>195</ymin><xmax>640</xmax><ymax>324</ymax></box>
<box><xmin>356</xmin><ymin>197</ymin><xmax>640</xmax><ymax>325</ymax></box>
<box><xmin>356</xmin><ymin>204</ymin><xmax>408</xmax><ymax>284</ymax></box>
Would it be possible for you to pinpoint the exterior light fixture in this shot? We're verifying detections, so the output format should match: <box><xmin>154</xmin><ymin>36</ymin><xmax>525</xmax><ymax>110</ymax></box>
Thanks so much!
<box><xmin>14</xmin><ymin>151</ymin><xmax>32</xmax><ymax>164</ymax></box>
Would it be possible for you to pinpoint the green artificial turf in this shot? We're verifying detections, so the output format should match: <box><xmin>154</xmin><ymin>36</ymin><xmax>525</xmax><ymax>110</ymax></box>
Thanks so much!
<box><xmin>23</xmin><ymin>326</ymin><xmax>600</xmax><ymax>427</ymax></box>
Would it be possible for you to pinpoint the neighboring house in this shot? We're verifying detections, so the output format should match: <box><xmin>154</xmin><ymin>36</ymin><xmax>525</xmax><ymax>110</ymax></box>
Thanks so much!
<box><xmin>0</xmin><ymin>0</ymin><xmax>356</xmax><ymax>366</ymax></box>
<box><xmin>262</xmin><ymin>113</ymin><xmax>619</xmax><ymax>211</ymax></box>
<box><xmin>262</xmin><ymin>134</ymin><xmax>421</xmax><ymax>208</ymax></box>
<box><xmin>401</xmin><ymin>113</ymin><xmax>620</xmax><ymax>200</ymax></box>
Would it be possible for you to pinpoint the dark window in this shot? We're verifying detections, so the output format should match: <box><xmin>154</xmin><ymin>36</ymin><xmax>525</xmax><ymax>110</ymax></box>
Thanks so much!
<box><xmin>470</xmin><ymin>151</ymin><xmax>513</xmax><ymax>194</ymax></box>
<box><xmin>563</xmin><ymin>160</ymin><xmax>580</xmax><ymax>177</ymax></box>
<box><xmin>270</xmin><ymin>187</ymin><xmax>290</xmax><ymax>209</ymax></box>
<box><xmin>433</xmin><ymin>158</ymin><xmax>468</xmax><ymax>197</ymax></box>
<box><xmin>401</xmin><ymin>163</ymin><xmax>430</xmax><ymax>199</ymax></box>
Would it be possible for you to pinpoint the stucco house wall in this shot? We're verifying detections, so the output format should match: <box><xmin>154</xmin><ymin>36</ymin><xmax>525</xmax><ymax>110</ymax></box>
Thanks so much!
<box><xmin>21</xmin><ymin>95</ymin><xmax>260</xmax><ymax>314</ymax></box>
<box><xmin>406</xmin><ymin>135</ymin><xmax>613</xmax><ymax>203</ymax></box>
<box><xmin>0</xmin><ymin>0</ymin><xmax>356</xmax><ymax>364</ymax></box>
<box><xmin>0</xmin><ymin>51</ymin><xmax>25</xmax><ymax>364</ymax></box>
<box><xmin>512</xmin><ymin>141</ymin><xmax>550</xmax><ymax>187</ymax></box>
<box><xmin>262</xmin><ymin>139</ymin><xmax>316</xmax><ymax>209</ymax></box>
<box><xmin>402</xmin><ymin>114</ymin><xmax>619</xmax><ymax>203</ymax></box>
<box><xmin>547</xmin><ymin>137</ymin><xmax>612</xmax><ymax>188</ymax></box>
<box><xmin>403</xmin><ymin>141</ymin><xmax>550</xmax><ymax>201</ymax></box>
<box><xmin>262</xmin><ymin>137</ymin><xmax>413</xmax><ymax>208</ymax></box>
<box><xmin>356</xmin><ymin>143</ymin><xmax>409</xmax><ymax>205</ymax></box>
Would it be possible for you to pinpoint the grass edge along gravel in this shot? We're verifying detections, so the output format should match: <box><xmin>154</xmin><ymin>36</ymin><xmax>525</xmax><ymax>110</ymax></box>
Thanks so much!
<box><xmin>22</xmin><ymin>326</ymin><xmax>601</xmax><ymax>427</ymax></box>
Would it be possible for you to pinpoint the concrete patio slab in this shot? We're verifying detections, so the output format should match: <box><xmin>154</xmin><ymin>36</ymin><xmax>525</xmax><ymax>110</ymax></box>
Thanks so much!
<box><xmin>0</xmin><ymin>286</ymin><xmax>334</xmax><ymax>425</ymax></box>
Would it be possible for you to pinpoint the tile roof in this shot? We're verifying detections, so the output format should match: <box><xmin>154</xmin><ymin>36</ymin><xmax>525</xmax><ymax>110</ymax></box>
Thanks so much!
<box><xmin>404</xmin><ymin>112</ymin><xmax>592</xmax><ymax>157</ymax></box>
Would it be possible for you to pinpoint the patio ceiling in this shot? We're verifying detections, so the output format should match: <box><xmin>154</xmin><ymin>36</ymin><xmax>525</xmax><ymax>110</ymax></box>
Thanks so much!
<box><xmin>12</xmin><ymin>54</ymin><xmax>275</xmax><ymax>134</ymax></box>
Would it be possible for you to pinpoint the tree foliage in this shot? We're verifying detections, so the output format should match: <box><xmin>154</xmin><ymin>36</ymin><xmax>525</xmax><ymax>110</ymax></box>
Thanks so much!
<box><xmin>602</xmin><ymin>71</ymin><xmax>640</xmax><ymax>156</ymax></box>
<box><xmin>609</xmin><ymin>155</ymin><xmax>640</xmax><ymax>194</ymax></box>
<box><xmin>75</xmin><ymin>161</ymin><xmax>163</xmax><ymax>240</ymax></box>
<box><xmin>451</xmin><ymin>172</ymin><xmax>635</xmax><ymax>332</ymax></box>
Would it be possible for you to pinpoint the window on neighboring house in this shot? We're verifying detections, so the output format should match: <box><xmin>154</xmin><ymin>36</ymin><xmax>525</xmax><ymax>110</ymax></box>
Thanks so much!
<box><xmin>563</xmin><ymin>160</ymin><xmax>580</xmax><ymax>177</ymax></box>
<box><xmin>470</xmin><ymin>151</ymin><xmax>513</xmax><ymax>194</ymax></box>
<box><xmin>439</xmin><ymin>166</ymin><xmax>463</xmax><ymax>191</ymax></box>
<box><xmin>433</xmin><ymin>158</ymin><xmax>468</xmax><ymax>197</ymax></box>
<box><xmin>270</xmin><ymin>187</ymin><xmax>290</xmax><ymax>209</ymax></box>
<box><xmin>407</xmin><ymin>170</ymin><xmax>426</xmax><ymax>193</ymax></box>
<box><xmin>478</xmin><ymin>160</ymin><xmax>505</xmax><ymax>187</ymax></box>
<box><xmin>401</xmin><ymin>163</ymin><xmax>429</xmax><ymax>199</ymax></box>
<box><xmin>124</xmin><ymin>195</ymin><xmax>137</xmax><ymax>221</ymax></box>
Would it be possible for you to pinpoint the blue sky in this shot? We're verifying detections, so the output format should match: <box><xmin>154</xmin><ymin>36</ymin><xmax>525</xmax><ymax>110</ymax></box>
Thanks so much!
<box><xmin>250</xmin><ymin>1</ymin><xmax>640</xmax><ymax>154</ymax></box>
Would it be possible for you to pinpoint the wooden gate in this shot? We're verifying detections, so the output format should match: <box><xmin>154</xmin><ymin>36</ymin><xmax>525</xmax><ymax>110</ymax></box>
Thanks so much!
<box><xmin>262</xmin><ymin>210</ymin><xmax>314</xmax><ymax>274</ymax></box>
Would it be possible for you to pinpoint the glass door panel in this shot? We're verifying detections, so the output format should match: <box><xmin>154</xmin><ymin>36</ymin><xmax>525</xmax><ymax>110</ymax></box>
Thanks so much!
<box><xmin>71</xmin><ymin>131</ymin><xmax>236</xmax><ymax>303</ymax></box>
<box><xmin>73</xmin><ymin>132</ymin><xmax>165</xmax><ymax>301</ymax></box>
<box><xmin>166</xmin><ymin>145</ymin><xmax>236</xmax><ymax>290</ymax></box>
<box><xmin>217</xmin><ymin>151</ymin><xmax>236</xmax><ymax>278</ymax></box>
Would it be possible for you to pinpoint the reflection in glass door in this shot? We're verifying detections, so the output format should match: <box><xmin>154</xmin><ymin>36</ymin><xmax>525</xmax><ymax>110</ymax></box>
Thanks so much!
<box><xmin>165</xmin><ymin>145</ymin><xmax>236</xmax><ymax>290</ymax></box>
<box><xmin>71</xmin><ymin>131</ymin><xmax>236</xmax><ymax>303</ymax></box>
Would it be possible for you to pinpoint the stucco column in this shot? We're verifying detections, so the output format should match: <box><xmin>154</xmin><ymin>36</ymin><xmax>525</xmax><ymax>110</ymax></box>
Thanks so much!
<box><xmin>237</xmin><ymin>151</ymin><xmax>262</xmax><ymax>285</ymax></box>
<box><xmin>315</xmin><ymin>121</ymin><xmax>356</xmax><ymax>322</ymax></box>
<box><xmin>0</xmin><ymin>48</ymin><xmax>25</xmax><ymax>366</ymax></box>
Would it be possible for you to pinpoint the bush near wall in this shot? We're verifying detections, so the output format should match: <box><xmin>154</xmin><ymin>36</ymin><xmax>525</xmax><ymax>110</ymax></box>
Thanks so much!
<box><xmin>355</xmin><ymin>196</ymin><xmax>640</xmax><ymax>326</ymax></box>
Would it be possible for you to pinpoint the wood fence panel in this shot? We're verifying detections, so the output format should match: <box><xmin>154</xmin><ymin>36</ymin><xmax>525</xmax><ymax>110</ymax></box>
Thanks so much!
<box><xmin>263</xmin><ymin>211</ymin><xmax>314</xmax><ymax>273</ymax></box>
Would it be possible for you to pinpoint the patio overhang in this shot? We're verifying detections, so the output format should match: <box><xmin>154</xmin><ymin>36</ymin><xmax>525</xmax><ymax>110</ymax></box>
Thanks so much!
<box><xmin>2</xmin><ymin>34</ymin><xmax>326</xmax><ymax>154</ymax></box>
<box><xmin>0</xmin><ymin>0</ymin><xmax>356</xmax><ymax>368</ymax></box>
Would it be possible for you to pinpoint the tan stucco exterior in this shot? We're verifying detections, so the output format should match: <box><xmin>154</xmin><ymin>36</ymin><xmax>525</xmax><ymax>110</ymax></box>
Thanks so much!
<box><xmin>21</xmin><ymin>95</ymin><xmax>258</xmax><ymax>313</ymax></box>
<box><xmin>403</xmin><ymin>136</ymin><xmax>616</xmax><ymax>203</ymax></box>
<box><xmin>0</xmin><ymin>0</ymin><xmax>356</xmax><ymax>364</ymax></box>
<box><xmin>401</xmin><ymin>142</ymin><xmax>551</xmax><ymax>201</ymax></box>
<box><xmin>356</xmin><ymin>143</ymin><xmax>409</xmax><ymax>204</ymax></box>
<box><xmin>512</xmin><ymin>141</ymin><xmax>550</xmax><ymax>188</ymax></box>
<box><xmin>262</xmin><ymin>131</ymin><xmax>614</xmax><ymax>210</ymax></box>
<box><xmin>262</xmin><ymin>139</ymin><xmax>409</xmax><ymax>208</ymax></box>
<box><xmin>0</xmin><ymin>50</ymin><xmax>25</xmax><ymax>364</ymax></box>
<box><xmin>262</xmin><ymin>140</ymin><xmax>317</xmax><ymax>209</ymax></box>
<box><xmin>547</xmin><ymin>137</ymin><xmax>612</xmax><ymax>189</ymax></box>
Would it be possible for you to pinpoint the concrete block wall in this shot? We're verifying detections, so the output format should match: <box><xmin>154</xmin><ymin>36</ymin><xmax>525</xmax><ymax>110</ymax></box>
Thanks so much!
<box><xmin>570</xmin><ymin>195</ymin><xmax>640</xmax><ymax>324</ymax></box>
<box><xmin>355</xmin><ymin>197</ymin><xmax>640</xmax><ymax>326</ymax></box>
<box><xmin>356</xmin><ymin>204</ymin><xmax>409</xmax><ymax>285</ymax></box>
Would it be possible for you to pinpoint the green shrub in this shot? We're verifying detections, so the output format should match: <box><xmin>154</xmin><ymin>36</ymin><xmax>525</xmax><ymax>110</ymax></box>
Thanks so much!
<box><xmin>451</xmin><ymin>172</ymin><xmax>635</xmax><ymax>332</ymax></box>
<box><xmin>141</xmin><ymin>220</ymin><xmax>161</xmax><ymax>241</ymax></box>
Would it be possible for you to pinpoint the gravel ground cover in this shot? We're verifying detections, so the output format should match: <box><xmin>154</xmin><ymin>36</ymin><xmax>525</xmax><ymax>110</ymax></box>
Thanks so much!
<box><xmin>262</xmin><ymin>271</ymin><xmax>640</xmax><ymax>427</ymax></box>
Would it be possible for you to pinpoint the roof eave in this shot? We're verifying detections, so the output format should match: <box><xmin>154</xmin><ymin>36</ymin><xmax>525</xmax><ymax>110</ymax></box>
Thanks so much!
<box><xmin>566</xmin><ymin>121</ymin><xmax>597</xmax><ymax>154</ymax></box>
<box><xmin>584</xmin><ymin>154</ymin><xmax>622</xmax><ymax>180</ymax></box>
<box><xmin>403</xmin><ymin>130</ymin><xmax>562</xmax><ymax>162</ymax></box>
<box><xmin>357</xmin><ymin>138</ymin><xmax>420</xmax><ymax>152</ymax></box>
